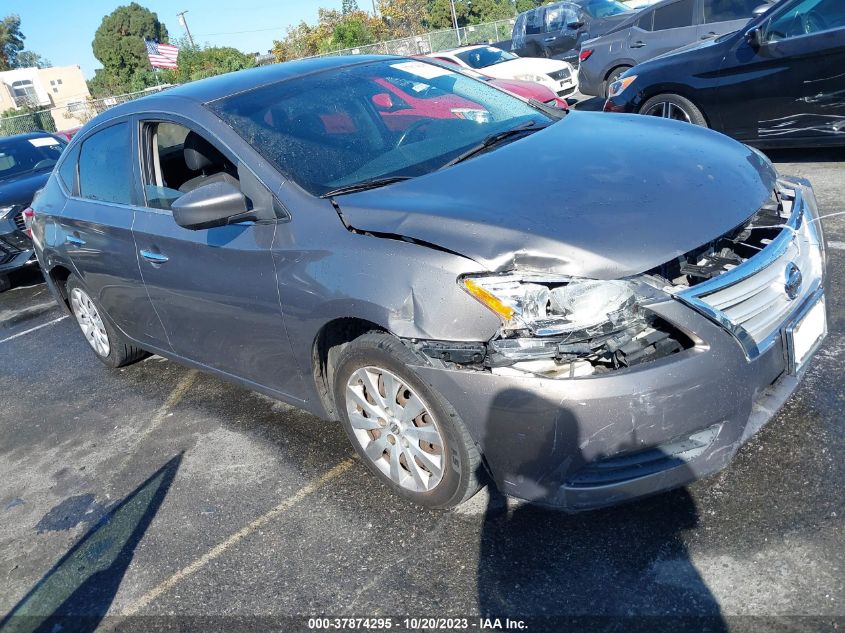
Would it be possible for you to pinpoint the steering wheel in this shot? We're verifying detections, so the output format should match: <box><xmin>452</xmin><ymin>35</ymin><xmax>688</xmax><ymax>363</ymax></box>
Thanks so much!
<box><xmin>33</xmin><ymin>159</ymin><xmax>57</xmax><ymax>171</ymax></box>
<box><xmin>396</xmin><ymin>120</ymin><xmax>431</xmax><ymax>147</ymax></box>
<box><xmin>801</xmin><ymin>10</ymin><xmax>828</xmax><ymax>34</ymax></box>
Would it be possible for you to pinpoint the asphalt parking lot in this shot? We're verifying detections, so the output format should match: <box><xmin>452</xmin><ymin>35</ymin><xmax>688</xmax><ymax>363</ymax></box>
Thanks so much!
<box><xmin>1</xmin><ymin>128</ymin><xmax>843</xmax><ymax>631</ymax></box>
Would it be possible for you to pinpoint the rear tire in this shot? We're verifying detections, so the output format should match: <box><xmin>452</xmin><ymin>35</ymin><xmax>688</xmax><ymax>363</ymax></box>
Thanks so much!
<box><xmin>66</xmin><ymin>274</ymin><xmax>148</xmax><ymax>368</ymax></box>
<box><xmin>332</xmin><ymin>332</ymin><xmax>483</xmax><ymax>509</ymax></box>
<box><xmin>639</xmin><ymin>93</ymin><xmax>708</xmax><ymax>127</ymax></box>
<box><xmin>604</xmin><ymin>65</ymin><xmax>631</xmax><ymax>98</ymax></box>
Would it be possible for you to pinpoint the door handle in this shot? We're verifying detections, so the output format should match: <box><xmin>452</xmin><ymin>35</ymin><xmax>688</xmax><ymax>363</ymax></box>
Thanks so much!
<box><xmin>140</xmin><ymin>249</ymin><xmax>169</xmax><ymax>264</ymax></box>
<box><xmin>700</xmin><ymin>31</ymin><xmax>716</xmax><ymax>39</ymax></box>
<box><xmin>630</xmin><ymin>41</ymin><xmax>646</xmax><ymax>48</ymax></box>
<box><xmin>65</xmin><ymin>233</ymin><xmax>85</xmax><ymax>247</ymax></box>
<box><xmin>543</xmin><ymin>36</ymin><xmax>556</xmax><ymax>42</ymax></box>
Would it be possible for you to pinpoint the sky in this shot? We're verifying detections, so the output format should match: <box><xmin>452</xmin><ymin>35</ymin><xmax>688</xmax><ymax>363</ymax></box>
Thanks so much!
<box><xmin>11</xmin><ymin>0</ymin><xmax>348</xmax><ymax>78</ymax></box>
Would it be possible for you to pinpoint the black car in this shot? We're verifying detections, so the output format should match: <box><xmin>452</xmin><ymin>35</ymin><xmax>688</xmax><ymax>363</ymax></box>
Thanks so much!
<box><xmin>0</xmin><ymin>132</ymin><xmax>66</xmax><ymax>291</ymax></box>
<box><xmin>604</xmin><ymin>0</ymin><xmax>845</xmax><ymax>147</ymax></box>
<box><xmin>578</xmin><ymin>0</ymin><xmax>773</xmax><ymax>98</ymax></box>
<box><xmin>511</xmin><ymin>0</ymin><xmax>633</xmax><ymax>64</ymax></box>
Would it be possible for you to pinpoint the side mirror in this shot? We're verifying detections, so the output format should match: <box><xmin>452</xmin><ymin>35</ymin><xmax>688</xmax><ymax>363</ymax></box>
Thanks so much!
<box><xmin>372</xmin><ymin>92</ymin><xmax>394</xmax><ymax>109</ymax></box>
<box><xmin>751</xmin><ymin>3</ymin><xmax>771</xmax><ymax>18</ymax></box>
<box><xmin>744</xmin><ymin>26</ymin><xmax>764</xmax><ymax>49</ymax></box>
<box><xmin>567</xmin><ymin>20</ymin><xmax>585</xmax><ymax>30</ymax></box>
<box><xmin>172</xmin><ymin>180</ymin><xmax>251</xmax><ymax>230</ymax></box>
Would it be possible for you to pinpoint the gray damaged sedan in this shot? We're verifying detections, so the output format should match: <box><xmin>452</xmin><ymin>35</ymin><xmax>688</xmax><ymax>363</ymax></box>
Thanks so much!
<box><xmin>31</xmin><ymin>56</ymin><xmax>828</xmax><ymax>510</ymax></box>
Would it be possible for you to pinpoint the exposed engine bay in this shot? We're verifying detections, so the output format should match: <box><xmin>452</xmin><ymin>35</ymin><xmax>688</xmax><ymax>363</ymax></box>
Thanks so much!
<box><xmin>410</xmin><ymin>189</ymin><xmax>790</xmax><ymax>380</ymax></box>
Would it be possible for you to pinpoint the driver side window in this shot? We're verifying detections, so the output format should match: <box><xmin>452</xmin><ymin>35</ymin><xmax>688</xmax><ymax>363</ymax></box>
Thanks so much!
<box><xmin>765</xmin><ymin>0</ymin><xmax>845</xmax><ymax>41</ymax></box>
<box><xmin>141</xmin><ymin>121</ymin><xmax>240</xmax><ymax>211</ymax></box>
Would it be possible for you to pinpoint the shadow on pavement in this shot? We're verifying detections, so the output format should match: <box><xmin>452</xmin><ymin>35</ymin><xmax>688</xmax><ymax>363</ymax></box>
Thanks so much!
<box><xmin>0</xmin><ymin>454</ymin><xmax>183</xmax><ymax>633</ymax></box>
<box><xmin>475</xmin><ymin>388</ymin><xmax>727</xmax><ymax>632</ymax></box>
<box><xmin>764</xmin><ymin>146</ymin><xmax>845</xmax><ymax>164</ymax></box>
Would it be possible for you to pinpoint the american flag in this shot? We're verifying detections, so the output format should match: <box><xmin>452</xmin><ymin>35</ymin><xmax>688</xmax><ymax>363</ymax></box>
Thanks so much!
<box><xmin>145</xmin><ymin>39</ymin><xmax>179</xmax><ymax>69</ymax></box>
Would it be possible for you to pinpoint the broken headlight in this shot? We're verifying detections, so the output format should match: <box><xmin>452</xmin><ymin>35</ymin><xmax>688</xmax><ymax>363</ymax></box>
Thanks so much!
<box><xmin>462</xmin><ymin>274</ymin><xmax>661</xmax><ymax>340</ymax></box>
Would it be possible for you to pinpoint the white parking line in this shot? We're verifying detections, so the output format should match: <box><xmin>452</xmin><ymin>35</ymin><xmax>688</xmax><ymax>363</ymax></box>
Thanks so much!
<box><xmin>121</xmin><ymin>458</ymin><xmax>356</xmax><ymax>615</ymax></box>
<box><xmin>828</xmin><ymin>241</ymin><xmax>845</xmax><ymax>251</ymax></box>
<box><xmin>0</xmin><ymin>315</ymin><xmax>68</xmax><ymax>344</ymax></box>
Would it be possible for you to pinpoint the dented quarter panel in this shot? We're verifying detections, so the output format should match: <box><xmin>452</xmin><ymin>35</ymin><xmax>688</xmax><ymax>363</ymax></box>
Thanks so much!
<box><xmin>269</xmin><ymin>184</ymin><xmax>502</xmax><ymax>411</ymax></box>
<box><xmin>335</xmin><ymin>112</ymin><xmax>778</xmax><ymax>278</ymax></box>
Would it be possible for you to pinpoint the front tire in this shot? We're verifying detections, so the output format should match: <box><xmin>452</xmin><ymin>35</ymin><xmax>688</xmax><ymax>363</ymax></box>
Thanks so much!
<box><xmin>66</xmin><ymin>274</ymin><xmax>148</xmax><ymax>368</ymax></box>
<box><xmin>332</xmin><ymin>332</ymin><xmax>483</xmax><ymax>509</ymax></box>
<box><xmin>639</xmin><ymin>93</ymin><xmax>708</xmax><ymax>127</ymax></box>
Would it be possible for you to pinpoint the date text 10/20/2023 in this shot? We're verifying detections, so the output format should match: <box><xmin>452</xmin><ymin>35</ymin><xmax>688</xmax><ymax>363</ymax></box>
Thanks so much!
<box><xmin>307</xmin><ymin>617</ymin><xmax>528</xmax><ymax>630</ymax></box>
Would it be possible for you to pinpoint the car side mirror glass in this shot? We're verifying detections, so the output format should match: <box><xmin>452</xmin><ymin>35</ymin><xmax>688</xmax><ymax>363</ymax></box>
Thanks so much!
<box><xmin>371</xmin><ymin>92</ymin><xmax>394</xmax><ymax>109</ymax></box>
<box><xmin>744</xmin><ymin>26</ymin><xmax>764</xmax><ymax>49</ymax></box>
<box><xmin>171</xmin><ymin>181</ymin><xmax>251</xmax><ymax>230</ymax></box>
<box><xmin>751</xmin><ymin>4</ymin><xmax>771</xmax><ymax>18</ymax></box>
<box><xmin>567</xmin><ymin>21</ymin><xmax>585</xmax><ymax>30</ymax></box>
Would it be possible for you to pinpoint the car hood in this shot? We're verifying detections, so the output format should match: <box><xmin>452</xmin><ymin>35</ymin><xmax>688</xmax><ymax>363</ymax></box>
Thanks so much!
<box><xmin>490</xmin><ymin>77</ymin><xmax>556</xmax><ymax>101</ymax></box>
<box><xmin>335</xmin><ymin>112</ymin><xmax>778</xmax><ymax>279</ymax></box>
<box><xmin>483</xmin><ymin>57</ymin><xmax>569</xmax><ymax>78</ymax></box>
<box><xmin>0</xmin><ymin>170</ymin><xmax>51</xmax><ymax>207</ymax></box>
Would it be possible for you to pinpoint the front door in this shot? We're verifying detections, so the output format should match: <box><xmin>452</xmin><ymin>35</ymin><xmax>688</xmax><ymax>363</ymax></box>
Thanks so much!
<box><xmin>717</xmin><ymin>0</ymin><xmax>845</xmax><ymax>143</ymax></box>
<box><xmin>61</xmin><ymin>119</ymin><xmax>166</xmax><ymax>345</ymax></box>
<box><xmin>131</xmin><ymin>118</ymin><xmax>305</xmax><ymax>398</ymax></box>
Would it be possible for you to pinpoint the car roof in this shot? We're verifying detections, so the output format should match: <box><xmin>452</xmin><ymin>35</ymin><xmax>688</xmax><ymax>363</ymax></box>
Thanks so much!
<box><xmin>437</xmin><ymin>45</ymin><xmax>496</xmax><ymax>55</ymax></box>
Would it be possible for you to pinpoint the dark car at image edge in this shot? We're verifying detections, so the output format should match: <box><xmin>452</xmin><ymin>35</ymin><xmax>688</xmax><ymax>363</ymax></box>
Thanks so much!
<box><xmin>603</xmin><ymin>0</ymin><xmax>845</xmax><ymax>147</ymax></box>
<box><xmin>30</xmin><ymin>55</ymin><xmax>829</xmax><ymax>511</ymax></box>
<box><xmin>0</xmin><ymin>131</ymin><xmax>67</xmax><ymax>291</ymax></box>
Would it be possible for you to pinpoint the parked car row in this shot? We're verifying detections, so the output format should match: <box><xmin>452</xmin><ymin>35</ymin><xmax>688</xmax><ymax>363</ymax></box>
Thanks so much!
<box><xmin>602</xmin><ymin>0</ymin><xmax>845</xmax><ymax>147</ymax></box>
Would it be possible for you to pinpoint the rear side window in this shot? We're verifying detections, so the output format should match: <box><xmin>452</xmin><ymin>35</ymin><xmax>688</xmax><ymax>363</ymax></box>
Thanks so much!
<box><xmin>78</xmin><ymin>122</ymin><xmax>132</xmax><ymax>205</ymax></box>
<box><xmin>526</xmin><ymin>8</ymin><xmax>544</xmax><ymax>34</ymax></box>
<box><xmin>58</xmin><ymin>144</ymin><xmax>80</xmax><ymax>194</ymax></box>
<box><xmin>703</xmin><ymin>0</ymin><xmax>761</xmax><ymax>22</ymax></box>
<box><xmin>652</xmin><ymin>0</ymin><xmax>695</xmax><ymax>29</ymax></box>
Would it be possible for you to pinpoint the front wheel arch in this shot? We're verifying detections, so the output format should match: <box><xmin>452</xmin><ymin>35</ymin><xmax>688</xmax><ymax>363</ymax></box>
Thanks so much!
<box><xmin>637</xmin><ymin>91</ymin><xmax>710</xmax><ymax>128</ymax></box>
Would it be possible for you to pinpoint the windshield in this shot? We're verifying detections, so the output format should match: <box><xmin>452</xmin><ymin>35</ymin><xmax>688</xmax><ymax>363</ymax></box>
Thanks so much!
<box><xmin>454</xmin><ymin>47</ymin><xmax>517</xmax><ymax>69</ymax></box>
<box><xmin>580</xmin><ymin>0</ymin><xmax>630</xmax><ymax>18</ymax></box>
<box><xmin>211</xmin><ymin>59</ymin><xmax>550</xmax><ymax>196</ymax></box>
<box><xmin>0</xmin><ymin>135</ymin><xmax>65</xmax><ymax>181</ymax></box>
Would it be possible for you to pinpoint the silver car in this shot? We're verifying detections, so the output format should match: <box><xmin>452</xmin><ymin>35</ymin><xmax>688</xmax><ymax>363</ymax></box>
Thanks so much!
<box><xmin>32</xmin><ymin>56</ymin><xmax>828</xmax><ymax>510</ymax></box>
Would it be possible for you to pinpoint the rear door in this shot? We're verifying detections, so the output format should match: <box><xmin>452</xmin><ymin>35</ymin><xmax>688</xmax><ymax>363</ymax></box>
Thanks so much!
<box><xmin>60</xmin><ymin>119</ymin><xmax>167</xmax><ymax>345</ymax></box>
<box><xmin>542</xmin><ymin>2</ymin><xmax>582</xmax><ymax>58</ymax></box>
<box><xmin>131</xmin><ymin>116</ymin><xmax>305</xmax><ymax>398</ymax></box>
<box><xmin>700</xmin><ymin>0</ymin><xmax>764</xmax><ymax>39</ymax></box>
<box><xmin>627</xmin><ymin>0</ymin><xmax>699</xmax><ymax>62</ymax></box>
<box><xmin>716</xmin><ymin>0</ymin><xmax>845</xmax><ymax>143</ymax></box>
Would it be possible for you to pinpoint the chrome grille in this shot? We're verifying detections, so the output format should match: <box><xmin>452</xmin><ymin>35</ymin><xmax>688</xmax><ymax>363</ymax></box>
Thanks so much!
<box><xmin>678</xmin><ymin>182</ymin><xmax>824</xmax><ymax>358</ymax></box>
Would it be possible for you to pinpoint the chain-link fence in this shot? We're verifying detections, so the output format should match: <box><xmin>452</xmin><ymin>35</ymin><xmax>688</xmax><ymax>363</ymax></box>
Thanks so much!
<box><xmin>0</xmin><ymin>85</ymin><xmax>173</xmax><ymax>137</ymax></box>
<box><xmin>257</xmin><ymin>17</ymin><xmax>516</xmax><ymax>65</ymax></box>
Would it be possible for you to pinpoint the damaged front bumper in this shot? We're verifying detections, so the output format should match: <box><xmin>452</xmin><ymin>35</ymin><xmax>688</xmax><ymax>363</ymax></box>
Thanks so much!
<box><xmin>409</xmin><ymin>179</ymin><xmax>826</xmax><ymax>510</ymax></box>
<box><xmin>412</xmin><ymin>297</ymin><xmax>818</xmax><ymax>510</ymax></box>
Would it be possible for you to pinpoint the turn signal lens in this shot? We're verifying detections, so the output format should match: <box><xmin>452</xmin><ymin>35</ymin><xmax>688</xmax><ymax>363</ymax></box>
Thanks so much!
<box><xmin>462</xmin><ymin>278</ymin><xmax>515</xmax><ymax>321</ymax></box>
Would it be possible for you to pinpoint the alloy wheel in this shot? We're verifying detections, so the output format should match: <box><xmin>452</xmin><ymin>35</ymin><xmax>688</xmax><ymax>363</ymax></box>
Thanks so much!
<box><xmin>345</xmin><ymin>366</ymin><xmax>445</xmax><ymax>492</ymax></box>
<box><xmin>70</xmin><ymin>287</ymin><xmax>110</xmax><ymax>357</ymax></box>
<box><xmin>643</xmin><ymin>100</ymin><xmax>693</xmax><ymax>123</ymax></box>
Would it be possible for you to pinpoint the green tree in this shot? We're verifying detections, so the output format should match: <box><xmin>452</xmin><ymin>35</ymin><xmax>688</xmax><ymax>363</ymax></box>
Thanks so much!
<box><xmin>167</xmin><ymin>43</ymin><xmax>255</xmax><ymax>83</ymax></box>
<box><xmin>90</xmin><ymin>2</ymin><xmax>169</xmax><ymax>97</ymax></box>
<box><xmin>15</xmin><ymin>50</ymin><xmax>51</xmax><ymax>69</ymax></box>
<box><xmin>0</xmin><ymin>14</ymin><xmax>25</xmax><ymax>70</ymax></box>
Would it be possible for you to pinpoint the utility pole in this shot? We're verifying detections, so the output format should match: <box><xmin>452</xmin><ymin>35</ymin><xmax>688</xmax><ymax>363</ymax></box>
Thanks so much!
<box><xmin>176</xmin><ymin>10</ymin><xmax>195</xmax><ymax>47</ymax></box>
<box><xmin>449</xmin><ymin>0</ymin><xmax>460</xmax><ymax>46</ymax></box>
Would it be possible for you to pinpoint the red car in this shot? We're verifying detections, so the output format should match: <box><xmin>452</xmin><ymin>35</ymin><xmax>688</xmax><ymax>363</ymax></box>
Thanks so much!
<box><xmin>421</xmin><ymin>56</ymin><xmax>569</xmax><ymax>110</ymax></box>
